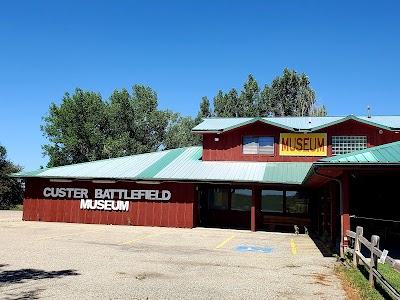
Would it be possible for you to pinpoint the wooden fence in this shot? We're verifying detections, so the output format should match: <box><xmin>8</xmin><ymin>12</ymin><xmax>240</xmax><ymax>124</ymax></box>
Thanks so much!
<box><xmin>346</xmin><ymin>226</ymin><xmax>400</xmax><ymax>300</ymax></box>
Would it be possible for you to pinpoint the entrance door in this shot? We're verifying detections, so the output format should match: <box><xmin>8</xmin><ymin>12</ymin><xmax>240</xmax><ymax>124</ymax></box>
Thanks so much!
<box><xmin>198</xmin><ymin>187</ymin><xmax>252</xmax><ymax>229</ymax></box>
<box><xmin>198</xmin><ymin>189</ymin><xmax>209</xmax><ymax>225</ymax></box>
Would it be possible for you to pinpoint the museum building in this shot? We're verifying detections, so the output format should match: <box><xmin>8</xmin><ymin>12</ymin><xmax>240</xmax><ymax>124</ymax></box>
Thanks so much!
<box><xmin>13</xmin><ymin>115</ymin><xmax>400</xmax><ymax>255</ymax></box>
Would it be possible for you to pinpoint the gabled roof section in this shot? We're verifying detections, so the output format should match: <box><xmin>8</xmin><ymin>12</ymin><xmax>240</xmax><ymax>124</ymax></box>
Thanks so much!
<box><xmin>192</xmin><ymin>117</ymin><xmax>297</xmax><ymax>133</ymax></box>
<box><xmin>11</xmin><ymin>147</ymin><xmax>312</xmax><ymax>185</ymax></box>
<box><xmin>319</xmin><ymin>141</ymin><xmax>400</xmax><ymax>163</ymax></box>
<box><xmin>308</xmin><ymin>115</ymin><xmax>400</xmax><ymax>132</ymax></box>
<box><xmin>191</xmin><ymin>118</ymin><xmax>253</xmax><ymax>132</ymax></box>
<box><xmin>12</xmin><ymin>147</ymin><xmax>201</xmax><ymax>180</ymax></box>
<box><xmin>357</xmin><ymin>116</ymin><xmax>400</xmax><ymax>130</ymax></box>
<box><xmin>192</xmin><ymin>115</ymin><xmax>400</xmax><ymax>133</ymax></box>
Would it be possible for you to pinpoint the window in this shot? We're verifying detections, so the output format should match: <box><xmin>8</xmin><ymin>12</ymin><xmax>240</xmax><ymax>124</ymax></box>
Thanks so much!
<box><xmin>231</xmin><ymin>189</ymin><xmax>252</xmax><ymax>211</ymax></box>
<box><xmin>332</xmin><ymin>136</ymin><xmax>367</xmax><ymax>155</ymax></box>
<box><xmin>286</xmin><ymin>191</ymin><xmax>309</xmax><ymax>214</ymax></box>
<box><xmin>208</xmin><ymin>188</ymin><xmax>229</xmax><ymax>210</ymax></box>
<box><xmin>261</xmin><ymin>190</ymin><xmax>283</xmax><ymax>212</ymax></box>
<box><xmin>261</xmin><ymin>190</ymin><xmax>309</xmax><ymax>215</ymax></box>
<box><xmin>243</xmin><ymin>137</ymin><xmax>274</xmax><ymax>155</ymax></box>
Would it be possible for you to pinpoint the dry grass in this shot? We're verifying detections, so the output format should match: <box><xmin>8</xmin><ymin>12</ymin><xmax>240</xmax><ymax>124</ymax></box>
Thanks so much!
<box><xmin>334</xmin><ymin>264</ymin><xmax>363</xmax><ymax>300</ymax></box>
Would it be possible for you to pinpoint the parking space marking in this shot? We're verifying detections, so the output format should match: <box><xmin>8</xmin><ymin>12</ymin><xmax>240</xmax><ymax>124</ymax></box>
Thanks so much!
<box><xmin>118</xmin><ymin>233</ymin><xmax>163</xmax><ymax>245</ymax></box>
<box><xmin>236</xmin><ymin>245</ymin><xmax>273</xmax><ymax>253</ymax></box>
<box><xmin>36</xmin><ymin>229</ymin><xmax>105</xmax><ymax>240</ymax></box>
<box><xmin>214</xmin><ymin>235</ymin><xmax>235</xmax><ymax>250</ymax></box>
<box><xmin>290</xmin><ymin>238</ymin><xmax>297</xmax><ymax>254</ymax></box>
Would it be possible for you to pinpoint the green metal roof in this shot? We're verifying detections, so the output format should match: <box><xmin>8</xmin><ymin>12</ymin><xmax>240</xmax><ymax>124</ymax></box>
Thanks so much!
<box><xmin>11</xmin><ymin>147</ymin><xmax>312</xmax><ymax>185</ymax></box>
<box><xmin>319</xmin><ymin>141</ymin><xmax>400</xmax><ymax>163</ymax></box>
<box><xmin>262</xmin><ymin>163</ymin><xmax>313</xmax><ymax>183</ymax></box>
<box><xmin>136</xmin><ymin>148</ymin><xmax>186</xmax><ymax>178</ymax></box>
<box><xmin>192</xmin><ymin>115</ymin><xmax>400</xmax><ymax>133</ymax></box>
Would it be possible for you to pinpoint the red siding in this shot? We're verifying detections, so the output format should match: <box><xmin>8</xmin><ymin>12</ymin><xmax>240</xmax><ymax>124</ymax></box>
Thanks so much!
<box><xmin>23</xmin><ymin>179</ymin><xmax>196</xmax><ymax>228</ymax></box>
<box><xmin>202</xmin><ymin>120</ymin><xmax>400</xmax><ymax>162</ymax></box>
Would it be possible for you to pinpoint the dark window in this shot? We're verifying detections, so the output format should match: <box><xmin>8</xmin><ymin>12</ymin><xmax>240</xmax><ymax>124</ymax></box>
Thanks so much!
<box><xmin>286</xmin><ymin>191</ymin><xmax>309</xmax><ymax>214</ymax></box>
<box><xmin>208</xmin><ymin>188</ymin><xmax>229</xmax><ymax>210</ymax></box>
<box><xmin>231</xmin><ymin>189</ymin><xmax>252</xmax><ymax>211</ymax></box>
<box><xmin>261</xmin><ymin>190</ymin><xmax>309</xmax><ymax>215</ymax></box>
<box><xmin>261</xmin><ymin>190</ymin><xmax>283</xmax><ymax>212</ymax></box>
<box><xmin>243</xmin><ymin>137</ymin><xmax>274</xmax><ymax>155</ymax></box>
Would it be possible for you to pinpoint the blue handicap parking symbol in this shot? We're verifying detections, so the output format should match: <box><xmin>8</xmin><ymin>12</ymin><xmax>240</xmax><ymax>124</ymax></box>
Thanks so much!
<box><xmin>236</xmin><ymin>245</ymin><xmax>273</xmax><ymax>253</ymax></box>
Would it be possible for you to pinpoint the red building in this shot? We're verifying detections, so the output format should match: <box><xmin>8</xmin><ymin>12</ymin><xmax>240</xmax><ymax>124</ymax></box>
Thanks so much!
<box><xmin>13</xmin><ymin>115</ymin><xmax>400</xmax><ymax>256</ymax></box>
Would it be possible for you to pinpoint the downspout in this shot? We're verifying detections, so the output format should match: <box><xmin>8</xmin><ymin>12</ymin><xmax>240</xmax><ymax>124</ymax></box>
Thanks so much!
<box><xmin>312</xmin><ymin>166</ymin><xmax>346</xmax><ymax>257</ymax></box>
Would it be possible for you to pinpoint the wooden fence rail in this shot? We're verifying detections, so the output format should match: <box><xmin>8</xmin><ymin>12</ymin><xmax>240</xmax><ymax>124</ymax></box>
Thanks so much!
<box><xmin>346</xmin><ymin>226</ymin><xmax>400</xmax><ymax>300</ymax></box>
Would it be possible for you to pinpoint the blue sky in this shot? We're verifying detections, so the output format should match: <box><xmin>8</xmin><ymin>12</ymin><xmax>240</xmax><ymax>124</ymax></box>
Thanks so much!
<box><xmin>1</xmin><ymin>1</ymin><xmax>399</xmax><ymax>171</ymax></box>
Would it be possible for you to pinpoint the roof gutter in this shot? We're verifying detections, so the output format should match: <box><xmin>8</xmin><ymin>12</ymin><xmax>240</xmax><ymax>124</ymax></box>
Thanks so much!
<box><xmin>11</xmin><ymin>175</ymin><xmax>305</xmax><ymax>186</ymax></box>
<box><xmin>313</xmin><ymin>162</ymin><xmax>400</xmax><ymax>168</ymax></box>
<box><xmin>191</xmin><ymin>130</ymin><xmax>224</xmax><ymax>134</ymax></box>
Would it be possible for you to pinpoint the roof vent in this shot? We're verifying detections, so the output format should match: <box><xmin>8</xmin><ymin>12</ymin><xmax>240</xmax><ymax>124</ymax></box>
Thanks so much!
<box><xmin>367</xmin><ymin>105</ymin><xmax>371</xmax><ymax>118</ymax></box>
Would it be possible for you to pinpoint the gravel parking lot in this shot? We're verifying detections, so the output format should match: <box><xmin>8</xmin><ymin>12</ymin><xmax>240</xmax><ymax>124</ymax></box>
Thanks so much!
<box><xmin>0</xmin><ymin>211</ymin><xmax>345</xmax><ymax>300</ymax></box>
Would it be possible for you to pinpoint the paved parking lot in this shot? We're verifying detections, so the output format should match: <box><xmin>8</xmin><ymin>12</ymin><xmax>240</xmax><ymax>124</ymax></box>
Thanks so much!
<box><xmin>0</xmin><ymin>211</ymin><xmax>345</xmax><ymax>299</ymax></box>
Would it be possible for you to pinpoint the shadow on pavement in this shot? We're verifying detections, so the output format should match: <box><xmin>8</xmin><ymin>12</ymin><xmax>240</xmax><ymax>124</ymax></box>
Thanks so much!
<box><xmin>3</xmin><ymin>288</ymin><xmax>45</xmax><ymax>300</ymax></box>
<box><xmin>308</xmin><ymin>234</ymin><xmax>334</xmax><ymax>257</ymax></box>
<box><xmin>0</xmin><ymin>267</ymin><xmax>79</xmax><ymax>285</ymax></box>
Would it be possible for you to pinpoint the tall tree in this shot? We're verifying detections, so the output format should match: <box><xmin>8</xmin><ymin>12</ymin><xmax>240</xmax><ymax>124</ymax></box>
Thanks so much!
<box><xmin>41</xmin><ymin>88</ymin><xmax>108</xmax><ymax>167</ymax></box>
<box><xmin>208</xmin><ymin>69</ymin><xmax>326</xmax><ymax>118</ymax></box>
<box><xmin>104</xmin><ymin>88</ymin><xmax>133</xmax><ymax>157</ymax></box>
<box><xmin>194</xmin><ymin>96</ymin><xmax>212</xmax><ymax>124</ymax></box>
<box><xmin>239</xmin><ymin>74</ymin><xmax>259</xmax><ymax>117</ymax></box>
<box><xmin>269</xmin><ymin>68</ymin><xmax>324</xmax><ymax>117</ymax></box>
<box><xmin>311</xmin><ymin>104</ymin><xmax>327</xmax><ymax>116</ymax></box>
<box><xmin>257</xmin><ymin>84</ymin><xmax>272</xmax><ymax>117</ymax></box>
<box><xmin>0</xmin><ymin>144</ymin><xmax>23</xmax><ymax>209</ymax></box>
<box><xmin>226</xmin><ymin>88</ymin><xmax>240</xmax><ymax>117</ymax></box>
<box><xmin>213</xmin><ymin>90</ymin><xmax>228</xmax><ymax>117</ymax></box>
<box><xmin>41</xmin><ymin>85</ymin><xmax>170</xmax><ymax>167</ymax></box>
<box><xmin>191</xmin><ymin>96</ymin><xmax>213</xmax><ymax>145</ymax></box>
<box><xmin>105</xmin><ymin>85</ymin><xmax>170</xmax><ymax>157</ymax></box>
<box><xmin>164</xmin><ymin>113</ymin><xmax>199</xmax><ymax>149</ymax></box>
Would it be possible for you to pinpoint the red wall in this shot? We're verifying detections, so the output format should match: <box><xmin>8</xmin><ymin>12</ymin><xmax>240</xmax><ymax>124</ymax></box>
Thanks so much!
<box><xmin>23</xmin><ymin>178</ymin><xmax>196</xmax><ymax>228</ymax></box>
<box><xmin>202</xmin><ymin>120</ymin><xmax>400</xmax><ymax>162</ymax></box>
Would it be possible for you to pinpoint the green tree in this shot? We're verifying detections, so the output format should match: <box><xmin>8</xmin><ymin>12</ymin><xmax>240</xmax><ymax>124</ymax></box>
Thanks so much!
<box><xmin>208</xmin><ymin>69</ymin><xmax>326</xmax><ymax>118</ymax></box>
<box><xmin>42</xmin><ymin>85</ymin><xmax>172</xmax><ymax>167</ymax></box>
<box><xmin>191</xmin><ymin>96</ymin><xmax>213</xmax><ymax>145</ymax></box>
<box><xmin>103</xmin><ymin>88</ymin><xmax>132</xmax><ymax>157</ymax></box>
<box><xmin>239</xmin><ymin>74</ymin><xmax>259</xmax><ymax>117</ymax></box>
<box><xmin>41</xmin><ymin>88</ymin><xmax>108</xmax><ymax>167</ymax></box>
<box><xmin>105</xmin><ymin>85</ymin><xmax>170</xmax><ymax>157</ymax></box>
<box><xmin>164</xmin><ymin>113</ymin><xmax>200</xmax><ymax>149</ymax></box>
<box><xmin>311</xmin><ymin>104</ymin><xmax>327</xmax><ymax>116</ymax></box>
<box><xmin>257</xmin><ymin>84</ymin><xmax>272</xmax><ymax>117</ymax></box>
<box><xmin>269</xmin><ymin>68</ymin><xmax>325</xmax><ymax>117</ymax></box>
<box><xmin>0</xmin><ymin>144</ymin><xmax>23</xmax><ymax>209</ymax></box>
<box><xmin>194</xmin><ymin>96</ymin><xmax>212</xmax><ymax>124</ymax></box>
<box><xmin>226</xmin><ymin>88</ymin><xmax>240</xmax><ymax>117</ymax></box>
<box><xmin>213</xmin><ymin>90</ymin><xmax>228</xmax><ymax>117</ymax></box>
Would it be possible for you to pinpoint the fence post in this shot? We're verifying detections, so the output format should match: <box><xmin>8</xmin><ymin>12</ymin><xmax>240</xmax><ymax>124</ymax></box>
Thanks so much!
<box><xmin>369</xmin><ymin>235</ymin><xmax>380</xmax><ymax>286</ymax></box>
<box><xmin>353</xmin><ymin>226</ymin><xmax>363</xmax><ymax>267</ymax></box>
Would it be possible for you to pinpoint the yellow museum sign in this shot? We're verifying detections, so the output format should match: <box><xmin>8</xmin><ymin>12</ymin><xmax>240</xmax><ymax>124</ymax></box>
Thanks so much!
<box><xmin>279</xmin><ymin>133</ymin><xmax>327</xmax><ymax>156</ymax></box>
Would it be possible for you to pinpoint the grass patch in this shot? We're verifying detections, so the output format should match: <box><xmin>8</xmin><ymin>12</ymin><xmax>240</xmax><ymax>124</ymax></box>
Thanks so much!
<box><xmin>378</xmin><ymin>263</ymin><xmax>400</xmax><ymax>295</ymax></box>
<box><xmin>335</xmin><ymin>260</ymin><xmax>400</xmax><ymax>300</ymax></box>
<box><xmin>335</xmin><ymin>263</ymin><xmax>384</xmax><ymax>300</ymax></box>
<box><xmin>9</xmin><ymin>205</ymin><xmax>23</xmax><ymax>211</ymax></box>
